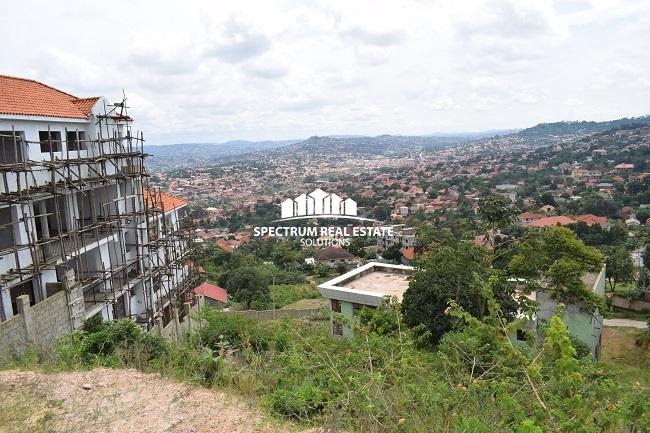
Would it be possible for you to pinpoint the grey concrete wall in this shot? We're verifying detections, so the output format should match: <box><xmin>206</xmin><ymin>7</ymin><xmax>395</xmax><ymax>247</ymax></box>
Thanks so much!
<box><xmin>612</xmin><ymin>295</ymin><xmax>650</xmax><ymax>312</ymax></box>
<box><xmin>29</xmin><ymin>291</ymin><xmax>74</xmax><ymax>347</ymax></box>
<box><xmin>218</xmin><ymin>308</ymin><xmax>323</xmax><ymax>321</ymax></box>
<box><xmin>0</xmin><ymin>311</ymin><xmax>28</xmax><ymax>355</ymax></box>
<box><xmin>0</xmin><ymin>291</ymin><xmax>76</xmax><ymax>357</ymax></box>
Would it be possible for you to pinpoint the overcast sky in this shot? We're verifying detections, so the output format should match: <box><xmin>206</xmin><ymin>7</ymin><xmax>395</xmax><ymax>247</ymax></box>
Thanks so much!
<box><xmin>2</xmin><ymin>0</ymin><xmax>649</xmax><ymax>144</ymax></box>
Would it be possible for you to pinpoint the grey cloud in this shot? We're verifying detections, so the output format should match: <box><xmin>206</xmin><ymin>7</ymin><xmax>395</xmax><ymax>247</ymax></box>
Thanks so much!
<box><xmin>208</xmin><ymin>18</ymin><xmax>271</xmax><ymax>63</ymax></box>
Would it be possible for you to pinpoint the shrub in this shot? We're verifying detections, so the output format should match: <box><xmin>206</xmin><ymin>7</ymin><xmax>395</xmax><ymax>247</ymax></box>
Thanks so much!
<box><xmin>57</xmin><ymin>319</ymin><xmax>167</xmax><ymax>367</ymax></box>
<box><xmin>195</xmin><ymin>309</ymin><xmax>273</xmax><ymax>353</ymax></box>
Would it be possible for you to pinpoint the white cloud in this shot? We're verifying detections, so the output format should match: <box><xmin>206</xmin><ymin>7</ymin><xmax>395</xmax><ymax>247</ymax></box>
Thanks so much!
<box><xmin>430</xmin><ymin>97</ymin><xmax>455</xmax><ymax>111</ymax></box>
<box><xmin>563</xmin><ymin>98</ymin><xmax>584</xmax><ymax>106</ymax></box>
<box><xmin>1</xmin><ymin>0</ymin><xmax>648</xmax><ymax>143</ymax></box>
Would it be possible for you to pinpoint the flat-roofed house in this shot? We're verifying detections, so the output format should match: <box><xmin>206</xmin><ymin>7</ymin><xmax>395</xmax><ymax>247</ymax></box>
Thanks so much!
<box><xmin>318</xmin><ymin>262</ymin><xmax>412</xmax><ymax>337</ymax></box>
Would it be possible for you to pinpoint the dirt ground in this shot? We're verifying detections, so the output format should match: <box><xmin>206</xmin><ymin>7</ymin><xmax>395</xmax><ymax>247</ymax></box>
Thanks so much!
<box><xmin>601</xmin><ymin>326</ymin><xmax>649</xmax><ymax>368</ymax></box>
<box><xmin>0</xmin><ymin>368</ymin><xmax>315</xmax><ymax>433</ymax></box>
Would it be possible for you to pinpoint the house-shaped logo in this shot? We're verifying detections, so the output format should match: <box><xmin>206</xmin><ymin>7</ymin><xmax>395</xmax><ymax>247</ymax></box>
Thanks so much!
<box><xmin>280</xmin><ymin>188</ymin><xmax>358</xmax><ymax>219</ymax></box>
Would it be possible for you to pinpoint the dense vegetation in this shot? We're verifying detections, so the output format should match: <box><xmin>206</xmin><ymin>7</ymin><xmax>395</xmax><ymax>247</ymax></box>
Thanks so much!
<box><xmin>7</xmin><ymin>300</ymin><xmax>648</xmax><ymax>433</ymax></box>
<box><xmin>518</xmin><ymin>116</ymin><xmax>650</xmax><ymax>138</ymax></box>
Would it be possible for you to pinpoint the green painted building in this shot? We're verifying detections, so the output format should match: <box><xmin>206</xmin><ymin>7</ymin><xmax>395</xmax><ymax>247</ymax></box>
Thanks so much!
<box><xmin>318</xmin><ymin>262</ymin><xmax>413</xmax><ymax>337</ymax></box>
<box><xmin>511</xmin><ymin>265</ymin><xmax>606</xmax><ymax>360</ymax></box>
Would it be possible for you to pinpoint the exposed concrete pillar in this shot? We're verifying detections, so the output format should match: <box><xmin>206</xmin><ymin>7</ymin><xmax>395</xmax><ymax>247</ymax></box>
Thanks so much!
<box><xmin>172</xmin><ymin>307</ymin><xmax>180</xmax><ymax>339</ymax></box>
<box><xmin>1</xmin><ymin>286</ymin><xmax>13</xmax><ymax>320</ymax></box>
<box><xmin>59</xmin><ymin>265</ymin><xmax>85</xmax><ymax>330</ymax></box>
<box><xmin>183</xmin><ymin>301</ymin><xmax>192</xmax><ymax>333</ymax></box>
<box><xmin>16</xmin><ymin>295</ymin><xmax>33</xmax><ymax>342</ymax></box>
<box><xmin>64</xmin><ymin>192</ymin><xmax>77</xmax><ymax>232</ymax></box>
<box><xmin>38</xmin><ymin>200</ymin><xmax>50</xmax><ymax>240</ymax></box>
<box><xmin>154</xmin><ymin>317</ymin><xmax>163</xmax><ymax>337</ymax></box>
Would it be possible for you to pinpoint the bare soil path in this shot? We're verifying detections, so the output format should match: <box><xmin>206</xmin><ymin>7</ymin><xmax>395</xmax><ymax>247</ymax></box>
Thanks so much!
<box><xmin>603</xmin><ymin>318</ymin><xmax>648</xmax><ymax>329</ymax></box>
<box><xmin>0</xmin><ymin>368</ymin><xmax>313</xmax><ymax>433</ymax></box>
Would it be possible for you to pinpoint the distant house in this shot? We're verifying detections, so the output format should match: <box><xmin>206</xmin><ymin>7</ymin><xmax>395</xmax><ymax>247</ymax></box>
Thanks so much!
<box><xmin>615</xmin><ymin>163</ymin><xmax>634</xmax><ymax>172</ymax></box>
<box><xmin>193</xmin><ymin>282</ymin><xmax>228</xmax><ymax>307</ymax></box>
<box><xmin>473</xmin><ymin>235</ymin><xmax>493</xmax><ymax>250</ymax></box>
<box><xmin>401</xmin><ymin>247</ymin><xmax>415</xmax><ymax>265</ymax></box>
<box><xmin>626</xmin><ymin>217</ymin><xmax>641</xmax><ymax>227</ymax></box>
<box><xmin>539</xmin><ymin>204</ymin><xmax>556</xmax><ymax>214</ymax></box>
<box><xmin>596</xmin><ymin>182</ymin><xmax>613</xmax><ymax>190</ymax></box>
<box><xmin>574</xmin><ymin>214</ymin><xmax>610</xmax><ymax>230</ymax></box>
<box><xmin>528</xmin><ymin>215</ymin><xmax>576</xmax><ymax>228</ymax></box>
<box><xmin>377</xmin><ymin>224</ymin><xmax>416</xmax><ymax>249</ymax></box>
<box><xmin>518</xmin><ymin>212</ymin><xmax>545</xmax><ymax>225</ymax></box>
<box><xmin>314</xmin><ymin>246</ymin><xmax>355</xmax><ymax>267</ymax></box>
<box><xmin>571</xmin><ymin>169</ymin><xmax>601</xmax><ymax>180</ymax></box>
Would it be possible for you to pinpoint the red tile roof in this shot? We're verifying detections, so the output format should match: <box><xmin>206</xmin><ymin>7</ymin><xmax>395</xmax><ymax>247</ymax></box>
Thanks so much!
<box><xmin>528</xmin><ymin>216</ymin><xmax>576</xmax><ymax>227</ymax></box>
<box><xmin>0</xmin><ymin>75</ymin><xmax>100</xmax><ymax>119</ymax></box>
<box><xmin>574</xmin><ymin>214</ymin><xmax>608</xmax><ymax>228</ymax></box>
<box><xmin>518</xmin><ymin>212</ymin><xmax>545</xmax><ymax>220</ymax></box>
<box><xmin>402</xmin><ymin>247</ymin><xmax>415</xmax><ymax>261</ymax></box>
<box><xmin>143</xmin><ymin>189</ymin><xmax>188</xmax><ymax>211</ymax></box>
<box><xmin>194</xmin><ymin>282</ymin><xmax>228</xmax><ymax>303</ymax></box>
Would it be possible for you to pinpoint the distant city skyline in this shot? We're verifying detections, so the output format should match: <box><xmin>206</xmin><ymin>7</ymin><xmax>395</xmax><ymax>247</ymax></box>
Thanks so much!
<box><xmin>2</xmin><ymin>0</ymin><xmax>649</xmax><ymax>144</ymax></box>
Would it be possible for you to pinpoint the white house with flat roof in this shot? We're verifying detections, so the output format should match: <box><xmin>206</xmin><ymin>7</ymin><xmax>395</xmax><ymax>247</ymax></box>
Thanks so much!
<box><xmin>317</xmin><ymin>261</ymin><xmax>413</xmax><ymax>337</ymax></box>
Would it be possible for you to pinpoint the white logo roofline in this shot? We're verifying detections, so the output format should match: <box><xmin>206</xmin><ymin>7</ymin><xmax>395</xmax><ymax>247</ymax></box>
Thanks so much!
<box><xmin>280</xmin><ymin>188</ymin><xmax>360</xmax><ymax>220</ymax></box>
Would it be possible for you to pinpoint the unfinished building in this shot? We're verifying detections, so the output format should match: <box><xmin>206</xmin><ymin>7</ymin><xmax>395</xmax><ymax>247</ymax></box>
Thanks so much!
<box><xmin>0</xmin><ymin>75</ymin><xmax>198</xmax><ymax>334</ymax></box>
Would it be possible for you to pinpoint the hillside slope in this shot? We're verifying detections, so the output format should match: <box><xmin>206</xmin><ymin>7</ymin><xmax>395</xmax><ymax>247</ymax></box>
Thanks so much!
<box><xmin>0</xmin><ymin>368</ymin><xmax>309</xmax><ymax>433</ymax></box>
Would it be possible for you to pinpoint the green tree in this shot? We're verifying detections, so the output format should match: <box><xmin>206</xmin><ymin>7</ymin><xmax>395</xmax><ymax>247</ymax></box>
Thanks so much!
<box><xmin>603</xmin><ymin>246</ymin><xmax>635</xmax><ymax>292</ymax></box>
<box><xmin>478</xmin><ymin>195</ymin><xmax>515</xmax><ymax>232</ymax></box>
<box><xmin>401</xmin><ymin>241</ymin><xmax>522</xmax><ymax>345</ymax></box>
<box><xmin>536</xmin><ymin>192</ymin><xmax>556</xmax><ymax>207</ymax></box>
<box><xmin>508</xmin><ymin>227</ymin><xmax>604</xmax><ymax>309</ymax></box>
<box><xmin>222</xmin><ymin>267</ymin><xmax>270</xmax><ymax>309</ymax></box>
<box><xmin>382</xmin><ymin>243</ymin><xmax>403</xmax><ymax>262</ymax></box>
<box><xmin>373</xmin><ymin>206</ymin><xmax>390</xmax><ymax>221</ymax></box>
<box><xmin>314</xmin><ymin>263</ymin><xmax>330</xmax><ymax>278</ymax></box>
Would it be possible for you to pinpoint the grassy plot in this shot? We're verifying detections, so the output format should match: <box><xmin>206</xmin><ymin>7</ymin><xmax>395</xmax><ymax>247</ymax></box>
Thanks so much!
<box><xmin>243</xmin><ymin>284</ymin><xmax>322</xmax><ymax>310</ymax></box>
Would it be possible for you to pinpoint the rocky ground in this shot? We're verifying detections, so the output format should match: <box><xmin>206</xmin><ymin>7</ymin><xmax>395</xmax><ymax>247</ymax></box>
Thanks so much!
<box><xmin>0</xmin><ymin>368</ymin><xmax>316</xmax><ymax>433</ymax></box>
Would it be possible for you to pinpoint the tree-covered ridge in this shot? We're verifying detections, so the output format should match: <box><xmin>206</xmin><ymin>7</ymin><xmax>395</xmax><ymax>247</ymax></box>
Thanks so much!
<box><xmin>518</xmin><ymin>115</ymin><xmax>650</xmax><ymax>138</ymax></box>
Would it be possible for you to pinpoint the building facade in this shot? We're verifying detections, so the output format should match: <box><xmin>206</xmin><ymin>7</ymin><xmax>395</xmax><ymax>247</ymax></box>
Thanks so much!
<box><xmin>318</xmin><ymin>262</ymin><xmax>413</xmax><ymax>337</ymax></box>
<box><xmin>0</xmin><ymin>75</ymin><xmax>196</xmax><ymax>335</ymax></box>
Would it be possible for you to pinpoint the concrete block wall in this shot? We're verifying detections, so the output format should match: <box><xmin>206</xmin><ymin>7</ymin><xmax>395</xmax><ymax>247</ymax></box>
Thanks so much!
<box><xmin>0</xmin><ymin>291</ymin><xmax>78</xmax><ymax>357</ymax></box>
<box><xmin>29</xmin><ymin>291</ymin><xmax>74</xmax><ymax>347</ymax></box>
<box><xmin>0</xmin><ymin>310</ymin><xmax>28</xmax><ymax>355</ymax></box>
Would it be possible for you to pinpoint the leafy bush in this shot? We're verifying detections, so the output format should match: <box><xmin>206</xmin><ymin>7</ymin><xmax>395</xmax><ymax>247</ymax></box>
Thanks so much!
<box><xmin>194</xmin><ymin>309</ymin><xmax>274</xmax><ymax>353</ymax></box>
<box><xmin>12</xmin><ymin>305</ymin><xmax>649</xmax><ymax>433</ymax></box>
<box><xmin>57</xmin><ymin>319</ymin><xmax>167</xmax><ymax>368</ymax></box>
